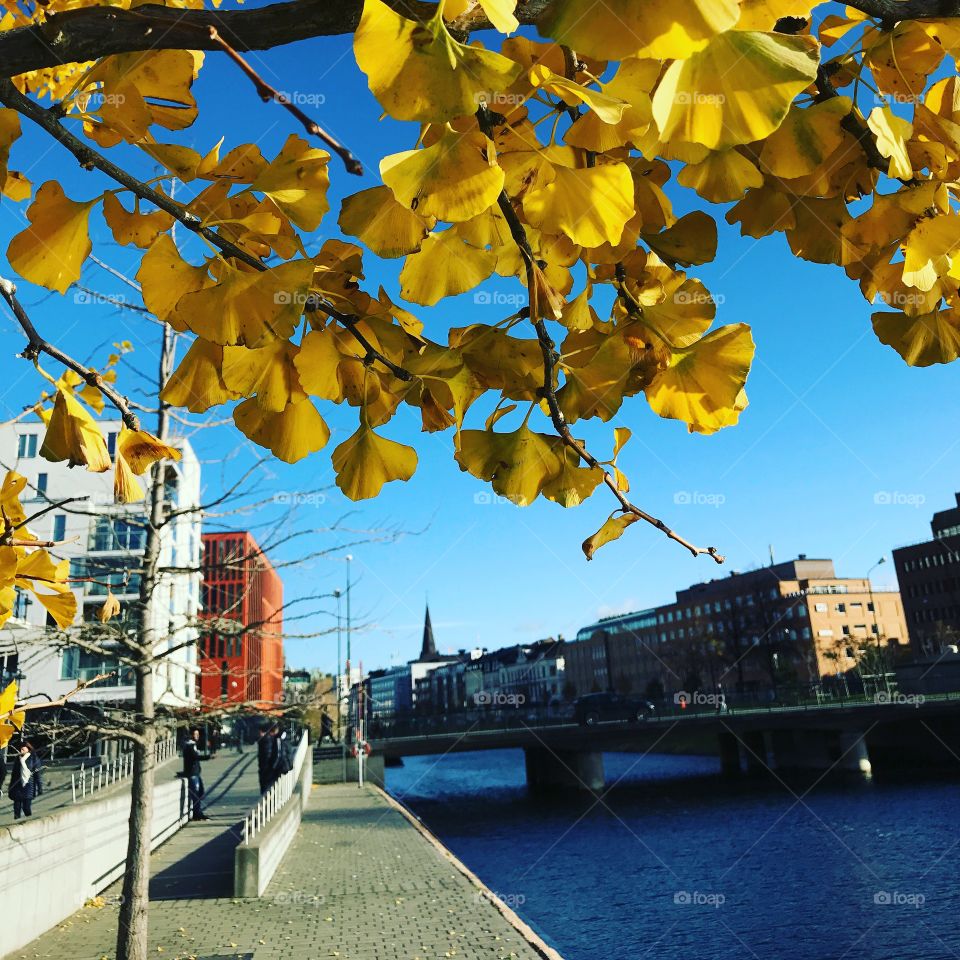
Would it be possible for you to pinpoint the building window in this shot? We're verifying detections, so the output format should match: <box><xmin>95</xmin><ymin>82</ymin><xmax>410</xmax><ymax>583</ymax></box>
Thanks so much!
<box><xmin>18</xmin><ymin>434</ymin><xmax>38</xmax><ymax>459</ymax></box>
<box><xmin>815</xmin><ymin>603</ymin><xmax>827</xmax><ymax>612</ymax></box>
<box><xmin>53</xmin><ymin>514</ymin><xmax>66</xmax><ymax>542</ymax></box>
<box><xmin>818</xmin><ymin>629</ymin><xmax>834</xmax><ymax>637</ymax></box>
<box><xmin>845</xmin><ymin>646</ymin><xmax>855</xmax><ymax>658</ymax></box>
<box><xmin>36</xmin><ymin>473</ymin><xmax>47</xmax><ymax>496</ymax></box>
<box><xmin>12</xmin><ymin>587</ymin><xmax>29</xmax><ymax>619</ymax></box>
<box><xmin>836</xmin><ymin>603</ymin><xmax>846</xmax><ymax>613</ymax></box>
<box><xmin>107</xmin><ymin>431</ymin><xmax>118</xmax><ymax>457</ymax></box>
<box><xmin>842</xmin><ymin>625</ymin><xmax>850</xmax><ymax>636</ymax></box>
<box><xmin>867</xmin><ymin>602</ymin><xmax>875</xmax><ymax>612</ymax></box>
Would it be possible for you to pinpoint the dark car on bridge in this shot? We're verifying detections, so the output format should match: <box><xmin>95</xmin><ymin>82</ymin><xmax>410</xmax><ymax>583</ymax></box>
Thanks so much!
<box><xmin>573</xmin><ymin>693</ymin><xmax>656</xmax><ymax>726</ymax></box>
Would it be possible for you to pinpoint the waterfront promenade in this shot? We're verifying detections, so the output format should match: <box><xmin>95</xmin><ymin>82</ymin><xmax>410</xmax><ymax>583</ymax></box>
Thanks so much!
<box><xmin>8</xmin><ymin>781</ymin><xmax>560</xmax><ymax>960</ymax></box>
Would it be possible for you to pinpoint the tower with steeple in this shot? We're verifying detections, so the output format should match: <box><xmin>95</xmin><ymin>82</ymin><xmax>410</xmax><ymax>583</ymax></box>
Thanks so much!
<box><xmin>420</xmin><ymin>603</ymin><xmax>438</xmax><ymax>661</ymax></box>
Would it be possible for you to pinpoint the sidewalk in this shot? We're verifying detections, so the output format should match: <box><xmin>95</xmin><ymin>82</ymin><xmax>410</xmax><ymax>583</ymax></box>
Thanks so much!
<box><xmin>8</xmin><ymin>782</ymin><xmax>560</xmax><ymax>960</ymax></box>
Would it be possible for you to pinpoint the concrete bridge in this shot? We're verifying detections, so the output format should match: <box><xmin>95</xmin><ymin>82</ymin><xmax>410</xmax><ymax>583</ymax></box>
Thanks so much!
<box><xmin>366</xmin><ymin>694</ymin><xmax>960</xmax><ymax>791</ymax></box>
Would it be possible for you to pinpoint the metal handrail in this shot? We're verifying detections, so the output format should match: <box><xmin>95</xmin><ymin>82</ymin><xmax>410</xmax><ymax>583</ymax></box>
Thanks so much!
<box><xmin>242</xmin><ymin>732</ymin><xmax>308</xmax><ymax>844</ymax></box>
<box><xmin>70</xmin><ymin>735</ymin><xmax>176</xmax><ymax>802</ymax></box>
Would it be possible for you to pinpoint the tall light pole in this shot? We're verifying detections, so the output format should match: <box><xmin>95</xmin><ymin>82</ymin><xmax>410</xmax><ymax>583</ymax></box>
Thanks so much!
<box><xmin>866</xmin><ymin>556</ymin><xmax>888</xmax><ymax>693</ymax></box>
<box><xmin>333</xmin><ymin>589</ymin><xmax>342</xmax><ymax>738</ymax></box>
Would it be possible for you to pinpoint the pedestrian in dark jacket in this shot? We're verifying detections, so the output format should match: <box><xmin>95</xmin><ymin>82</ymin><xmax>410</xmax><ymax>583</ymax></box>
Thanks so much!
<box><xmin>8</xmin><ymin>741</ymin><xmax>43</xmax><ymax>819</ymax></box>
<box><xmin>257</xmin><ymin>723</ymin><xmax>279</xmax><ymax>792</ymax></box>
<box><xmin>274</xmin><ymin>728</ymin><xmax>293</xmax><ymax>779</ymax></box>
<box><xmin>182</xmin><ymin>728</ymin><xmax>209</xmax><ymax>821</ymax></box>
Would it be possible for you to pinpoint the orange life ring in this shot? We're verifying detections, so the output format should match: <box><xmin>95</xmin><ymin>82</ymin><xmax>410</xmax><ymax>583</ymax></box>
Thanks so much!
<box><xmin>350</xmin><ymin>741</ymin><xmax>371</xmax><ymax>758</ymax></box>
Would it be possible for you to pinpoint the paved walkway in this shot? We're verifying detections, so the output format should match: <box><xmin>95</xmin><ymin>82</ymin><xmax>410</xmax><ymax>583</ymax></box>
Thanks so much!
<box><xmin>9</xmin><ymin>782</ymin><xmax>559</xmax><ymax>960</ymax></box>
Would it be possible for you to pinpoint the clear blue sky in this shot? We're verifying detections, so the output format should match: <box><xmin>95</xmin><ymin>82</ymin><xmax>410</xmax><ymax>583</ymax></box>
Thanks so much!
<box><xmin>2</xmin><ymin>7</ymin><xmax>958</xmax><ymax>673</ymax></box>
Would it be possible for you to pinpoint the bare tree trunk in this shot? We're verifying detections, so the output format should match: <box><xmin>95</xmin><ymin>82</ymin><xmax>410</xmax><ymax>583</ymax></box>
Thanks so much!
<box><xmin>116</xmin><ymin>325</ymin><xmax>176</xmax><ymax>960</ymax></box>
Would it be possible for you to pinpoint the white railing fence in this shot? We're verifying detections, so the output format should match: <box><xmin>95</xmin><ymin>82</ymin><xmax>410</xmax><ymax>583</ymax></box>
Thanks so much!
<box><xmin>242</xmin><ymin>731</ymin><xmax>308</xmax><ymax>844</ymax></box>
<box><xmin>71</xmin><ymin>735</ymin><xmax>176</xmax><ymax>802</ymax></box>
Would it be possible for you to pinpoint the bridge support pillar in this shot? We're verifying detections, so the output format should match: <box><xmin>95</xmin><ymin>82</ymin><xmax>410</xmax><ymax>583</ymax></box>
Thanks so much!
<box><xmin>524</xmin><ymin>747</ymin><xmax>604</xmax><ymax>792</ymax></box>
<box><xmin>770</xmin><ymin>729</ymin><xmax>871</xmax><ymax>775</ymax></box>
<box><xmin>717</xmin><ymin>731</ymin><xmax>741</xmax><ymax>776</ymax></box>
<box><xmin>837</xmin><ymin>730</ymin><xmax>872</xmax><ymax>776</ymax></box>
<box><xmin>742</xmin><ymin>730</ymin><xmax>771</xmax><ymax>775</ymax></box>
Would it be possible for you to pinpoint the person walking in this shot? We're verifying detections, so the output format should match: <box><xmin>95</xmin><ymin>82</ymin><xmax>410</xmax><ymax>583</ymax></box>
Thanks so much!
<box><xmin>182</xmin><ymin>728</ymin><xmax>209</xmax><ymax>821</ymax></box>
<box><xmin>273</xmin><ymin>727</ymin><xmax>293</xmax><ymax>782</ymax></box>
<box><xmin>257</xmin><ymin>722</ymin><xmax>278</xmax><ymax>793</ymax></box>
<box><xmin>8</xmin><ymin>741</ymin><xmax>43</xmax><ymax>820</ymax></box>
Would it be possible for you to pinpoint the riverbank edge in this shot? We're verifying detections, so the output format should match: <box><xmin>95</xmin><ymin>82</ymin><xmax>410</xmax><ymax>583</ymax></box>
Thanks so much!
<box><xmin>373</xmin><ymin>784</ymin><xmax>566</xmax><ymax>960</ymax></box>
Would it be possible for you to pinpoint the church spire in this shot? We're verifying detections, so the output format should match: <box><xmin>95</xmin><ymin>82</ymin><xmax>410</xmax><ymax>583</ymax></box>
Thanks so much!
<box><xmin>420</xmin><ymin>603</ymin><xmax>437</xmax><ymax>660</ymax></box>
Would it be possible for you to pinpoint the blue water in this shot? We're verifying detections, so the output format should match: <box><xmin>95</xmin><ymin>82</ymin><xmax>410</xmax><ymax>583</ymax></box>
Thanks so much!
<box><xmin>386</xmin><ymin>750</ymin><xmax>960</xmax><ymax>960</ymax></box>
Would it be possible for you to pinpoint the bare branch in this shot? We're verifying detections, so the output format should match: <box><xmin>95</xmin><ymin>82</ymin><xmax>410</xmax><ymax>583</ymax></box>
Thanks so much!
<box><xmin>0</xmin><ymin>274</ymin><xmax>141</xmax><ymax>429</ymax></box>
<box><xmin>207</xmin><ymin>26</ymin><xmax>363</xmax><ymax>175</ymax></box>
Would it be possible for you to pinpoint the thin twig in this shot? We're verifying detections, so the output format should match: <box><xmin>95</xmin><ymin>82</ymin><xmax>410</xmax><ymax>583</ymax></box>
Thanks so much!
<box><xmin>0</xmin><ymin>275</ymin><xmax>140</xmax><ymax>429</ymax></box>
<box><xmin>207</xmin><ymin>26</ymin><xmax>363</xmax><ymax>175</ymax></box>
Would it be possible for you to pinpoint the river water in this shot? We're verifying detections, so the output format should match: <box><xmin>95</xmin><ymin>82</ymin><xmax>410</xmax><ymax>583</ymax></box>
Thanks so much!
<box><xmin>386</xmin><ymin>749</ymin><xmax>960</xmax><ymax>960</ymax></box>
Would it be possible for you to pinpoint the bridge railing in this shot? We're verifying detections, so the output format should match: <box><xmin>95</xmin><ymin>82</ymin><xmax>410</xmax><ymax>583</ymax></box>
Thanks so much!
<box><xmin>369</xmin><ymin>688</ymin><xmax>960</xmax><ymax>741</ymax></box>
<box><xmin>242</xmin><ymin>731</ymin><xmax>308</xmax><ymax>844</ymax></box>
<box><xmin>70</xmin><ymin>735</ymin><xmax>176</xmax><ymax>802</ymax></box>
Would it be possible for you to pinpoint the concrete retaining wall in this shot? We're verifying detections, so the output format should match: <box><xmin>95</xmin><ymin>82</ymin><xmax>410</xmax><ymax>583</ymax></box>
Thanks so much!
<box><xmin>0</xmin><ymin>770</ymin><xmax>189</xmax><ymax>959</ymax></box>
<box><xmin>313</xmin><ymin>752</ymin><xmax>384</xmax><ymax>787</ymax></box>
<box><xmin>234</xmin><ymin>747</ymin><xmax>312</xmax><ymax>898</ymax></box>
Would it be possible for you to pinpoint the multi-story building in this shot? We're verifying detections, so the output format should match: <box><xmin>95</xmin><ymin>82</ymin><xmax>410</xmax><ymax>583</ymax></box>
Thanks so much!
<box><xmin>0</xmin><ymin>418</ymin><xmax>201</xmax><ymax>709</ymax></box>
<box><xmin>199</xmin><ymin>531</ymin><xmax>284</xmax><ymax>707</ymax></box>
<box><xmin>893</xmin><ymin>492</ymin><xmax>960</xmax><ymax>654</ymax></box>
<box><xmin>569</xmin><ymin>557</ymin><xmax>907</xmax><ymax>702</ymax></box>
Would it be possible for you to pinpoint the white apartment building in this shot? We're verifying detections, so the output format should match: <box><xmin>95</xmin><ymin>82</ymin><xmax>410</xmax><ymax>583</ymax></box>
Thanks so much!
<box><xmin>0</xmin><ymin>418</ymin><xmax>202</xmax><ymax>709</ymax></box>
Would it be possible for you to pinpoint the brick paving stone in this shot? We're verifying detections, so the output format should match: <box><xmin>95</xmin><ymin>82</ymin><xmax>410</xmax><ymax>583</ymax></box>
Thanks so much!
<box><xmin>8</xmin><ymin>782</ymin><xmax>559</xmax><ymax>960</ymax></box>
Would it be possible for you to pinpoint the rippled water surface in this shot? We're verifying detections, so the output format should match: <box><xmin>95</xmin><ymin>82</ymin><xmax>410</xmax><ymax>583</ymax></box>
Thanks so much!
<box><xmin>386</xmin><ymin>750</ymin><xmax>960</xmax><ymax>960</ymax></box>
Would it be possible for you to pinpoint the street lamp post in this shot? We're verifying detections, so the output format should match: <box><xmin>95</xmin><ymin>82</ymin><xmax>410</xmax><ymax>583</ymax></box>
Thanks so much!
<box><xmin>866</xmin><ymin>556</ymin><xmax>888</xmax><ymax>694</ymax></box>
<box><xmin>333</xmin><ymin>589</ymin><xmax>342</xmax><ymax>740</ymax></box>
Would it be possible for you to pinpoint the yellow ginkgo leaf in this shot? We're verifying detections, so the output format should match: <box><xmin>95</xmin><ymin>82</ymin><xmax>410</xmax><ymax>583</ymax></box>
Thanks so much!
<box><xmin>676</xmin><ymin>149</ymin><xmax>763</xmax><ymax>202</ymax></box>
<box><xmin>541</xmin><ymin>0</ymin><xmax>739</xmax><ymax>60</ymax></box>
<box><xmin>102</xmin><ymin>193</ymin><xmax>173</xmax><ymax>249</ymax></box>
<box><xmin>170</xmin><ymin>259</ymin><xmax>313</xmax><ymax>347</ymax></box>
<box><xmin>381</xmin><ymin>130</ymin><xmax>504</xmax><ymax>224</ymax></box>
<box><xmin>652</xmin><ymin>31</ymin><xmax>819</xmax><ymax>150</ymax></box>
<box><xmin>642</xmin><ymin>211</ymin><xmax>717</xmax><ymax>267</ymax></box>
<box><xmin>7</xmin><ymin>181</ymin><xmax>95</xmax><ymax>294</ymax></box>
<box><xmin>400</xmin><ymin>232</ymin><xmax>497</xmax><ymax>306</ymax></box>
<box><xmin>901</xmin><ymin>214</ymin><xmax>960</xmax><ymax>292</ymax></box>
<box><xmin>582</xmin><ymin>513</ymin><xmax>639</xmax><ymax>560</ymax></box>
<box><xmin>114</xmin><ymin>428</ymin><xmax>180</xmax><ymax>503</ymax></box>
<box><xmin>872</xmin><ymin>308</ymin><xmax>960</xmax><ymax>366</ymax></box>
<box><xmin>221</xmin><ymin>341</ymin><xmax>306</xmax><ymax>413</ymax></box>
<box><xmin>758</xmin><ymin>97</ymin><xmax>850</xmax><ymax>178</ymax></box>
<box><xmin>34</xmin><ymin>589</ymin><xmax>78</xmax><ymax>630</ymax></box>
<box><xmin>541</xmin><ymin>448</ymin><xmax>604</xmax><ymax>508</ymax></box>
<box><xmin>97</xmin><ymin>590</ymin><xmax>121</xmax><ymax>623</ymax></box>
<box><xmin>234</xmin><ymin>397</ymin><xmax>330</xmax><ymax>464</ymax></box>
<box><xmin>136</xmin><ymin>235</ymin><xmax>212</xmax><ymax>324</ymax></box>
<box><xmin>523</xmin><ymin>161</ymin><xmax>634</xmax><ymax>248</ymax></box>
<box><xmin>645</xmin><ymin>323</ymin><xmax>755</xmax><ymax>434</ymax></box>
<box><xmin>455</xmin><ymin>425</ymin><xmax>563</xmax><ymax>506</ymax></box>
<box><xmin>736</xmin><ymin>0</ymin><xmax>817</xmax><ymax>30</ymax></box>
<box><xmin>0</xmin><ymin>108</ymin><xmax>21</xmax><ymax>188</ymax></box>
<box><xmin>40</xmin><ymin>387</ymin><xmax>111</xmax><ymax>473</ymax></box>
<box><xmin>528</xmin><ymin>65</ymin><xmax>629</xmax><ymax>125</ymax></box>
<box><xmin>354</xmin><ymin>0</ymin><xmax>521</xmax><ymax>123</ymax></box>
<box><xmin>294</xmin><ymin>327</ymin><xmax>346</xmax><ymax>402</ymax></box>
<box><xmin>159</xmin><ymin>337</ymin><xmax>240</xmax><ymax>413</ymax></box>
<box><xmin>866</xmin><ymin>106</ymin><xmax>914</xmax><ymax>180</ymax></box>
<box><xmin>332</xmin><ymin>423</ymin><xmax>418</xmax><ymax>500</ymax></box>
<box><xmin>338</xmin><ymin>186</ymin><xmax>433</xmax><ymax>259</ymax></box>
<box><xmin>251</xmin><ymin>134</ymin><xmax>330</xmax><ymax>231</ymax></box>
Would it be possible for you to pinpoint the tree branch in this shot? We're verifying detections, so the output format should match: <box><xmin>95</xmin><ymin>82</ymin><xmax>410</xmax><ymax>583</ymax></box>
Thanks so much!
<box><xmin>475</xmin><ymin>106</ymin><xmax>724</xmax><ymax>563</ymax></box>
<box><xmin>0</xmin><ymin>0</ymin><xmax>552</xmax><ymax>79</ymax></box>
<box><xmin>0</xmin><ymin>79</ymin><xmax>409</xmax><ymax>381</ymax></box>
<box><xmin>207</xmin><ymin>26</ymin><xmax>363</xmax><ymax>175</ymax></box>
<box><xmin>0</xmin><ymin>274</ymin><xmax>141</xmax><ymax>429</ymax></box>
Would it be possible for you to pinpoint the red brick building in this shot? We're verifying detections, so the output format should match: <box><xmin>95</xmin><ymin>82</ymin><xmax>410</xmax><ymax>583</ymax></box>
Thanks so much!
<box><xmin>199</xmin><ymin>531</ymin><xmax>283</xmax><ymax>707</ymax></box>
